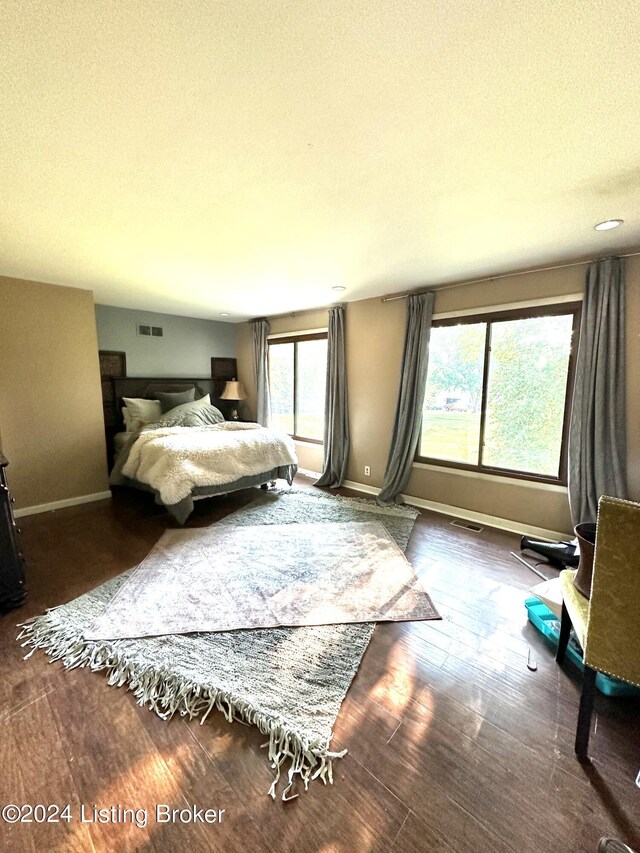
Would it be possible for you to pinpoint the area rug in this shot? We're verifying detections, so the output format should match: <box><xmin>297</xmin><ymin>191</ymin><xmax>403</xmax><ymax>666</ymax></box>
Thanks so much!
<box><xmin>18</xmin><ymin>488</ymin><xmax>433</xmax><ymax>799</ymax></box>
<box><xmin>85</xmin><ymin>519</ymin><xmax>439</xmax><ymax>640</ymax></box>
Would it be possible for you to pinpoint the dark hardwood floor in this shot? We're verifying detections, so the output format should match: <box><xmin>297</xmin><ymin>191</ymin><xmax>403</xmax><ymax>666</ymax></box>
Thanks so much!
<box><xmin>1</xmin><ymin>477</ymin><xmax>639</xmax><ymax>852</ymax></box>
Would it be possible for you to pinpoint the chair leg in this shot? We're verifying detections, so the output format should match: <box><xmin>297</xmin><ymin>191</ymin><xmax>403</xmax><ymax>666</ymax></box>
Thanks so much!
<box><xmin>575</xmin><ymin>664</ymin><xmax>597</xmax><ymax>760</ymax></box>
<box><xmin>556</xmin><ymin>601</ymin><xmax>571</xmax><ymax>663</ymax></box>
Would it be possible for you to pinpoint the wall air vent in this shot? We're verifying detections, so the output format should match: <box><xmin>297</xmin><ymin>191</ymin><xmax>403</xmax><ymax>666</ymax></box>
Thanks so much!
<box><xmin>137</xmin><ymin>324</ymin><xmax>163</xmax><ymax>337</ymax></box>
<box><xmin>450</xmin><ymin>519</ymin><xmax>484</xmax><ymax>533</ymax></box>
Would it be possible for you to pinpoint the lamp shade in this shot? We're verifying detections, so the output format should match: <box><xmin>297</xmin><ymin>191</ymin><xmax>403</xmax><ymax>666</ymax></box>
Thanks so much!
<box><xmin>220</xmin><ymin>380</ymin><xmax>246</xmax><ymax>401</ymax></box>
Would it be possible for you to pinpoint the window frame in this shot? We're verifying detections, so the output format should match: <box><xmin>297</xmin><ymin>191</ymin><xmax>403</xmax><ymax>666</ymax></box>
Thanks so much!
<box><xmin>268</xmin><ymin>331</ymin><xmax>328</xmax><ymax>445</ymax></box>
<box><xmin>415</xmin><ymin>302</ymin><xmax>582</xmax><ymax>485</ymax></box>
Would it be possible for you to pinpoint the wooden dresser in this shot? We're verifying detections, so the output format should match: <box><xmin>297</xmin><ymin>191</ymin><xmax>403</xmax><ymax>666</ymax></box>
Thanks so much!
<box><xmin>0</xmin><ymin>454</ymin><xmax>27</xmax><ymax>612</ymax></box>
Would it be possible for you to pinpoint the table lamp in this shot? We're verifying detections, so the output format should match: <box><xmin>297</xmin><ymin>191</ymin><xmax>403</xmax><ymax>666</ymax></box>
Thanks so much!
<box><xmin>220</xmin><ymin>379</ymin><xmax>246</xmax><ymax>420</ymax></box>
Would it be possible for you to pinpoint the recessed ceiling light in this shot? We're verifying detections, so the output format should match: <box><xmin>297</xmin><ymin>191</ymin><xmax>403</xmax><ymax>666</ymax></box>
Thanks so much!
<box><xmin>594</xmin><ymin>219</ymin><xmax>623</xmax><ymax>231</ymax></box>
<box><xmin>219</xmin><ymin>312</ymin><xmax>230</xmax><ymax>317</ymax></box>
<box><xmin>332</xmin><ymin>285</ymin><xmax>346</xmax><ymax>292</ymax></box>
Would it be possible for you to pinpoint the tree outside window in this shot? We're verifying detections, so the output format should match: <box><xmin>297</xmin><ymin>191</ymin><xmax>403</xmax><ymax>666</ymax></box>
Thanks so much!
<box><xmin>418</xmin><ymin>305</ymin><xmax>580</xmax><ymax>483</ymax></box>
<box><xmin>268</xmin><ymin>333</ymin><xmax>327</xmax><ymax>443</ymax></box>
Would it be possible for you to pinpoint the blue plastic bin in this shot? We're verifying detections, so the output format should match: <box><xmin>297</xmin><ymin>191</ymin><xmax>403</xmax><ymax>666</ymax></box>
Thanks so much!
<box><xmin>524</xmin><ymin>596</ymin><xmax>640</xmax><ymax>698</ymax></box>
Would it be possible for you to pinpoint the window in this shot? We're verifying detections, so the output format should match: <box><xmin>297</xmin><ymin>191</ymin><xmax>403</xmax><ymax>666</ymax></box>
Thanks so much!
<box><xmin>417</xmin><ymin>304</ymin><xmax>580</xmax><ymax>483</ymax></box>
<box><xmin>268</xmin><ymin>333</ymin><xmax>328</xmax><ymax>443</ymax></box>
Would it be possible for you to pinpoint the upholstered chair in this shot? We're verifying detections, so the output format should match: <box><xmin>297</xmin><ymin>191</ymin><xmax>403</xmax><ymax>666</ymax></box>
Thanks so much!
<box><xmin>556</xmin><ymin>495</ymin><xmax>640</xmax><ymax>759</ymax></box>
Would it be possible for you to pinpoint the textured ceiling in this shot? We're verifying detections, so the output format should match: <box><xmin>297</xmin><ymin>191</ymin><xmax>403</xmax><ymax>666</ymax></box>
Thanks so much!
<box><xmin>1</xmin><ymin>1</ymin><xmax>639</xmax><ymax>321</ymax></box>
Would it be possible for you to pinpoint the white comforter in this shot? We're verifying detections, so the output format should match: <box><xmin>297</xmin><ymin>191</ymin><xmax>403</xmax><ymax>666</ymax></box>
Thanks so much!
<box><xmin>121</xmin><ymin>422</ymin><xmax>298</xmax><ymax>505</ymax></box>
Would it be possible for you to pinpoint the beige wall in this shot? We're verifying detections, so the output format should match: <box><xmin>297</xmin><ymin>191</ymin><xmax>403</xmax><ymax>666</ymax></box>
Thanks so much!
<box><xmin>0</xmin><ymin>276</ymin><xmax>109</xmax><ymax>509</ymax></box>
<box><xmin>237</xmin><ymin>256</ymin><xmax>640</xmax><ymax>536</ymax></box>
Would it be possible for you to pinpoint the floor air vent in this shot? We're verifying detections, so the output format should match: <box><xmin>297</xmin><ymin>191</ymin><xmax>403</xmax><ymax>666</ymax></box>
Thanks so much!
<box><xmin>450</xmin><ymin>519</ymin><xmax>484</xmax><ymax>533</ymax></box>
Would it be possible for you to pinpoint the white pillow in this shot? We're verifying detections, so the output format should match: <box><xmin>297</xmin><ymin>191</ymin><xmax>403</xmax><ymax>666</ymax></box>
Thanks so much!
<box><xmin>122</xmin><ymin>397</ymin><xmax>162</xmax><ymax>425</ymax></box>
<box><xmin>121</xmin><ymin>407</ymin><xmax>144</xmax><ymax>433</ymax></box>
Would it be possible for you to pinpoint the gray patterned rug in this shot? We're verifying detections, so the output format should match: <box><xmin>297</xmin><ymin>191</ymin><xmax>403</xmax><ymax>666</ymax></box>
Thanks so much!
<box><xmin>18</xmin><ymin>488</ymin><xmax>424</xmax><ymax>800</ymax></box>
<box><xmin>85</xmin><ymin>519</ymin><xmax>438</xmax><ymax>640</ymax></box>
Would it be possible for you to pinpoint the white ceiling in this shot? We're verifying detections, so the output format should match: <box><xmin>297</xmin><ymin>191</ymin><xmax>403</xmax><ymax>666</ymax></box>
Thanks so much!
<box><xmin>1</xmin><ymin>1</ymin><xmax>639</xmax><ymax>322</ymax></box>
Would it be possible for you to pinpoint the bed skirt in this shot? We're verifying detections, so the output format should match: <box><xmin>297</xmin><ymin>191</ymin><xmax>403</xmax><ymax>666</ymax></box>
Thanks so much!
<box><xmin>112</xmin><ymin>464</ymin><xmax>298</xmax><ymax>524</ymax></box>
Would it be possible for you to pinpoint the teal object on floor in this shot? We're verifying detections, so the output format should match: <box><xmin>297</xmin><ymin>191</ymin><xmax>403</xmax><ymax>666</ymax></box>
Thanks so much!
<box><xmin>525</xmin><ymin>597</ymin><xmax>640</xmax><ymax>698</ymax></box>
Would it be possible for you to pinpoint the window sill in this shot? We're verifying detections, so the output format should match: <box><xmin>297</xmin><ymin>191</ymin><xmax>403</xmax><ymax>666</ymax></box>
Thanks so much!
<box><xmin>411</xmin><ymin>460</ymin><xmax>568</xmax><ymax>493</ymax></box>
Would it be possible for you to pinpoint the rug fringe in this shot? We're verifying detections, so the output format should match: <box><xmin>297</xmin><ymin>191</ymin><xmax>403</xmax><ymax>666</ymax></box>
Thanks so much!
<box><xmin>16</xmin><ymin>613</ymin><xmax>345</xmax><ymax>801</ymax></box>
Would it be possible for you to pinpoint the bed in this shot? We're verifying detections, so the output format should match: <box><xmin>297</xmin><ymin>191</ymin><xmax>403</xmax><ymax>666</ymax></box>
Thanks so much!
<box><xmin>108</xmin><ymin>378</ymin><xmax>298</xmax><ymax>523</ymax></box>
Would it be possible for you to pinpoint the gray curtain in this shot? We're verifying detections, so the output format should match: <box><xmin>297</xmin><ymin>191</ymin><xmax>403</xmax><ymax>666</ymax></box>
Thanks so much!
<box><xmin>251</xmin><ymin>318</ymin><xmax>271</xmax><ymax>426</ymax></box>
<box><xmin>568</xmin><ymin>257</ymin><xmax>627</xmax><ymax>525</ymax></box>
<box><xmin>315</xmin><ymin>305</ymin><xmax>349</xmax><ymax>488</ymax></box>
<box><xmin>378</xmin><ymin>292</ymin><xmax>434</xmax><ymax>506</ymax></box>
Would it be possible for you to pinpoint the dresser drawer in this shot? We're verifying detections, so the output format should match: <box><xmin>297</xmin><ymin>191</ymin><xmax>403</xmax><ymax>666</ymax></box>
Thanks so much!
<box><xmin>0</xmin><ymin>455</ymin><xmax>27</xmax><ymax>613</ymax></box>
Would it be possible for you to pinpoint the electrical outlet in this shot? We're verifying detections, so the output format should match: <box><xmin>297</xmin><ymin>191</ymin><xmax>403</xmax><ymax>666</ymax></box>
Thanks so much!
<box><xmin>364</xmin><ymin>465</ymin><xmax>371</xmax><ymax>476</ymax></box>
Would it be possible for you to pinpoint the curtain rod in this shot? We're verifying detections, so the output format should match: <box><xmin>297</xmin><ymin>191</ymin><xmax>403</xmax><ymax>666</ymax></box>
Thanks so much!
<box><xmin>253</xmin><ymin>301</ymin><xmax>345</xmax><ymax>322</ymax></box>
<box><xmin>380</xmin><ymin>251</ymin><xmax>640</xmax><ymax>303</ymax></box>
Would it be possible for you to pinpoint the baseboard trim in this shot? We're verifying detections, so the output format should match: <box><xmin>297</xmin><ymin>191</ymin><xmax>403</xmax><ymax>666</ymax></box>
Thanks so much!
<box><xmin>14</xmin><ymin>490</ymin><xmax>113</xmax><ymax>518</ymax></box>
<box><xmin>342</xmin><ymin>478</ymin><xmax>379</xmax><ymax>497</ymax></box>
<box><xmin>340</xmin><ymin>479</ymin><xmax>570</xmax><ymax>540</ymax></box>
<box><xmin>296</xmin><ymin>467</ymin><xmax>322</xmax><ymax>480</ymax></box>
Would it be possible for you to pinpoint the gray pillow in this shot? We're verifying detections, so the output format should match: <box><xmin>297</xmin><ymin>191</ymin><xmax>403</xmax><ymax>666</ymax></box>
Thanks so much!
<box><xmin>154</xmin><ymin>387</ymin><xmax>196</xmax><ymax>413</ymax></box>
<box><xmin>155</xmin><ymin>395</ymin><xmax>226</xmax><ymax>427</ymax></box>
<box><xmin>158</xmin><ymin>407</ymin><xmax>226</xmax><ymax>428</ymax></box>
<box><xmin>193</xmin><ymin>404</ymin><xmax>225</xmax><ymax>425</ymax></box>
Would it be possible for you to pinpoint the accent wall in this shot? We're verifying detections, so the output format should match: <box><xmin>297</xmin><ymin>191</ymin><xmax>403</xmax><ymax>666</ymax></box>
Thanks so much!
<box><xmin>95</xmin><ymin>305</ymin><xmax>237</xmax><ymax>378</ymax></box>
